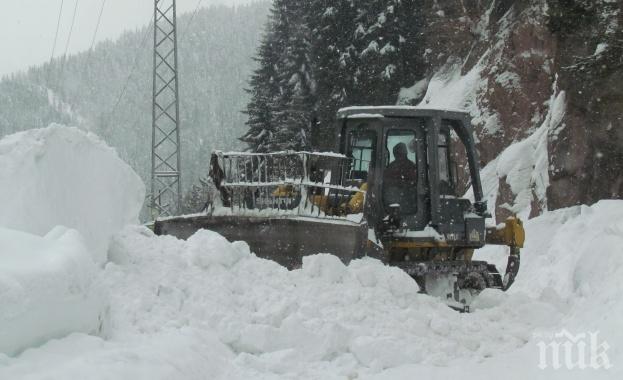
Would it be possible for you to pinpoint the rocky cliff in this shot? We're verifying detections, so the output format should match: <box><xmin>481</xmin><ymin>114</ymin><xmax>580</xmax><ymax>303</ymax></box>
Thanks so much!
<box><xmin>403</xmin><ymin>0</ymin><xmax>622</xmax><ymax>220</ymax></box>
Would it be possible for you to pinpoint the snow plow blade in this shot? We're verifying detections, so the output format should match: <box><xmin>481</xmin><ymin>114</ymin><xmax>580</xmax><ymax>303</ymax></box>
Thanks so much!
<box><xmin>154</xmin><ymin>215</ymin><xmax>368</xmax><ymax>269</ymax></box>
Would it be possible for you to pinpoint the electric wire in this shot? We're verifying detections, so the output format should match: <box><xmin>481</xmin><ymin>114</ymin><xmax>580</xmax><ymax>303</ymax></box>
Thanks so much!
<box><xmin>62</xmin><ymin>0</ymin><xmax>80</xmax><ymax>60</ymax></box>
<box><xmin>47</xmin><ymin>0</ymin><xmax>65</xmax><ymax>81</ymax></box>
<box><xmin>184</xmin><ymin>0</ymin><xmax>205</xmax><ymax>34</ymax></box>
<box><xmin>49</xmin><ymin>0</ymin><xmax>65</xmax><ymax>60</ymax></box>
<box><xmin>108</xmin><ymin>20</ymin><xmax>154</xmax><ymax>120</ymax></box>
<box><xmin>87</xmin><ymin>0</ymin><xmax>107</xmax><ymax>62</ymax></box>
<box><xmin>56</xmin><ymin>0</ymin><xmax>79</xmax><ymax>87</ymax></box>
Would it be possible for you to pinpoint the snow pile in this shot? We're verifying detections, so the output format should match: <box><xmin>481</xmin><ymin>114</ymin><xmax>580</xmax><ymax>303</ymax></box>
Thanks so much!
<box><xmin>103</xmin><ymin>228</ymin><xmax>521</xmax><ymax>374</ymax></box>
<box><xmin>467</xmin><ymin>200</ymin><xmax>623</xmax><ymax>379</ymax></box>
<box><xmin>0</xmin><ymin>125</ymin><xmax>145</xmax><ymax>358</ymax></box>
<box><xmin>0</xmin><ymin>224</ymin><xmax>573</xmax><ymax>379</ymax></box>
<box><xmin>510</xmin><ymin>202</ymin><xmax>623</xmax><ymax>303</ymax></box>
<box><xmin>1</xmin><ymin>201</ymin><xmax>622</xmax><ymax>377</ymax></box>
<box><xmin>0</xmin><ymin>125</ymin><xmax>145</xmax><ymax>263</ymax></box>
<box><xmin>0</xmin><ymin>227</ymin><xmax>105</xmax><ymax>357</ymax></box>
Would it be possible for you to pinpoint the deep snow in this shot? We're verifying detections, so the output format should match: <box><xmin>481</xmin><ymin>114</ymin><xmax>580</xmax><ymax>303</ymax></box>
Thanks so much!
<box><xmin>0</xmin><ymin>126</ymin><xmax>620</xmax><ymax>379</ymax></box>
<box><xmin>3</xmin><ymin>203</ymin><xmax>621</xmax><ymax>379</ymax></box>
<box><xmin>0</xmin><ymin>125</ymin><xmax>143</xmax><ymax>359</ymax></box>
<box><xmin>0</xmin><ymin>125</ymin><xmax>145</xmax><ymax>263</ymax></box>
<box><xmin>0</xmin><ymin>227</ymin><xmax>105</xmax><ymax>357</ymax></box>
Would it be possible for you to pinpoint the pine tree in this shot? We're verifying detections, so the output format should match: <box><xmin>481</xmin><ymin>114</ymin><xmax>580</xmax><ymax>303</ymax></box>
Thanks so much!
<box><xmin>241</xmin><ymin>28</ymin><xmax>281</xmax><ymax>152</ymax></box>
<box><xmin>308</xmin><ymin>0</ymin><xmax>359</xmax><ymax>149</ymax></box>
<box><xmin>351</xmin><ymin>0</ymin><xmax>424</xmax><ymax>105</ymax></box>
<box><xmin>270</xmin><ymin>0</ymin><xmax>316</xmax><ymax>151</ymax></box>
<box><xmin>242</xmin><ymin>0</ymin><xmax>426</xmax><ymax>152</ymax></box>
<box><xmin>242</xmin><ymin>0</ymin><xmax>316</xmax><ymax>152</ymax></box>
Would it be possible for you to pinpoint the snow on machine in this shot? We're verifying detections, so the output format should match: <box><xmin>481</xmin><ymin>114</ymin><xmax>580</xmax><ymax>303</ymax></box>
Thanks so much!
<box><xmin>154</xmin><ymin>107</ymin><xmax>524</xmax><ymax>310</ymax></box>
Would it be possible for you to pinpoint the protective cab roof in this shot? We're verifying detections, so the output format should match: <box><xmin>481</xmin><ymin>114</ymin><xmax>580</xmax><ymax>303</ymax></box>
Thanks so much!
<box><xmin>336</xmin><ymin>106</ymin><xmax>470</xmax><ymax>121</ymax></box>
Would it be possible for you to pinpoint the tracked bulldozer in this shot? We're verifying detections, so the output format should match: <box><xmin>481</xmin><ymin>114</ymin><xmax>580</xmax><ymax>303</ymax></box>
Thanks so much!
<box><xmin>155</xmin><ymin>107</ymin><xmax>524</xmax><ymax>310</ymax></box>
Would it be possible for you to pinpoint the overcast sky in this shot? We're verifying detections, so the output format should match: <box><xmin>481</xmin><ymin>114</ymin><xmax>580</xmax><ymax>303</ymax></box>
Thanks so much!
<box><xmin>0</xmin><ymin>0</ymin><xmax>253</xmax><ymax>77</ymax></box>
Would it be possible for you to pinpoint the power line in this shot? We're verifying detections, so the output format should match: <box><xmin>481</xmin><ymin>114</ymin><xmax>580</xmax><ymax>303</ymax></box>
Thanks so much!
<box><xmin>62</xmin><ymin>0</ymin><xmax>80</xmax><ymax>60</ymax></box>
<box><xmin>184</xmin><ymin>0</ymin><xmax>205</xmax><ymax>34</ymax></box>
<box><xmin>56</xmin><ymin>0</ymin><xmax>79</xmax><ymax>87</ymax></box>
<box><xmin>50</xmin><ymin>0</ymin><xmax>65</xmax><ymax>60</ymax></box>
<box><xmin>109</xmin><ymin>20</ymin><xmax>154</xmax><ymax>120</ymax></box>
<box><xmin>47</xmin><ymin>0</ymin><xmax>65</xmax><ymax>81</ymax></box>
<box><xmin>87</xmin><ymin>0</ymin><xmax>107</xmax><ymax>61</ymax></box>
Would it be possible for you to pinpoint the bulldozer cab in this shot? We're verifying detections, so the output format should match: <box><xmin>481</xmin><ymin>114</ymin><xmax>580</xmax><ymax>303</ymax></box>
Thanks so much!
<box><xmin>336</xmin><ymin>107</ymin><xmax>487</xmax><ymax>238</ymax></box>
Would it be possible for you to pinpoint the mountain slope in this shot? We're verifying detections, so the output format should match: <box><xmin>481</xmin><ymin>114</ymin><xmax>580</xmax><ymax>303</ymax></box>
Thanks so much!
<box><xmin>410</xmin><ymin>0</ymin><xmax>622</xmax><ymax>216</ymax></box>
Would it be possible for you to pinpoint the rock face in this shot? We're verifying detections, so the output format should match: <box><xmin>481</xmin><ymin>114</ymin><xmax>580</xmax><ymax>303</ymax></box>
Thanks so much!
<box><xmin>547</xmin><ymin>0</ymin><xmax>623</xmax><ymax>209</ymax></box>
<box><xmin>409</xmin><ymin>0</ymin><xmax>622</xmax><ymax>217</ymax></box>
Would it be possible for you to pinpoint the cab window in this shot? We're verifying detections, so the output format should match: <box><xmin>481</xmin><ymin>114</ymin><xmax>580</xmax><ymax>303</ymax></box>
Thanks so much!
<box><xmin>438</xmin><ymin>130</ymin><xmax>454</xmax><ymax>195</ymax></box>
<box><xmin>387</xmin><ymin>130</ymin><xmax>417</xmax><ymax>164</ymax></box>
<box><xmin>347</xmin><ymin>127</ymin><xmax>376</xmax><ymax>182</ymax></box>
<box><xmin>383</xmin><ymin>129</ymin><xmax>418</xmax><ymax>215</ymax></box>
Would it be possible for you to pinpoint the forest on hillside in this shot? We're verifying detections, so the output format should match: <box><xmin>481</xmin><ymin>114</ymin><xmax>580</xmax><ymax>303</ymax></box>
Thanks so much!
<box><xmin>243</xmin><ymin>0</ymin><xmax>426</xmax><ymax>152</ymax></box>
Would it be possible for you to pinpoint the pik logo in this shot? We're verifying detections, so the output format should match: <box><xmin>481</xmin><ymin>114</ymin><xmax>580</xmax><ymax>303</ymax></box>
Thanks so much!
<box><xmin>535</xmin><ymin>329</ymin><xmax>613</xmax><ymax>370</ymax></box>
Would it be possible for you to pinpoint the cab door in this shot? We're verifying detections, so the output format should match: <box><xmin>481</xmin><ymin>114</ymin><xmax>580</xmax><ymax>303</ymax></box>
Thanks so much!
<box><xmin>342</xmin><ymin>120</ymin><xmax>383</xmax><ymax>225</ymax></box>
<box><xmin>380</xmin><ymin>119</ymin><xmax>429</xmax><ymax>230</ymax></box>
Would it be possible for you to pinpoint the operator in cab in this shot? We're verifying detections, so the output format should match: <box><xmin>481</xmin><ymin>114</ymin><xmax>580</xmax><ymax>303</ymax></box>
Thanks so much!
<box><xmin>383</xmin><ymin>142</ymin><xmax>417</xmax><ymax>215</ymax></box>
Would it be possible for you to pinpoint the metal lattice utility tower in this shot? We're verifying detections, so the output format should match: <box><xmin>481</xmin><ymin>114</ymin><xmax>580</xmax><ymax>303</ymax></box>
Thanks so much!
<box><xmin>151</xmin><ymin>0</ymin><xmax>181</xmax><ymax>218</ymax></box>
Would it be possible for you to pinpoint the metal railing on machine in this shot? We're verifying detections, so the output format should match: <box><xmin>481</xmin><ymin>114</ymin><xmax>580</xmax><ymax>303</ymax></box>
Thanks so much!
<box><xmin>207</xmin><ymin>151</ymin><xmax>367</xmax><ymax>221</ymax></box>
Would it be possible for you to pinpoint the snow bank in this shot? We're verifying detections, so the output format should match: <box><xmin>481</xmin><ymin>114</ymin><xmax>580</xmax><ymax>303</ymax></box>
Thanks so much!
<box><xmin>468</xmin><ymin>200</ymin><xmax>623</xmax><ymax>379</ymax></box>
<box><xmin>0</xmin><ymin>125</ymin><xmax>144</xmax><ymax>357</ymax></box>
<box><xmin>476</xmin><ymin>201</ymin><xmax>623</xmax><ymax>308</ymax></box>
<box><xmin>4</xmin><ymin>199</ymin><xmax>623</xmax><ymax>378</ymax></box>
<box><xmin>0</xmin><ymin>227</ymin><xmax>105</xmax><ymax>357</ymax></box>
<box><xmin>0</xmin><ymin>125</ymin><xmax>145</xmax><ymax>263</ymax></box>
<box><xmin>0</xmin><ymin>224</ymin><xmax>570</xmax><ymax>378</ymax></box>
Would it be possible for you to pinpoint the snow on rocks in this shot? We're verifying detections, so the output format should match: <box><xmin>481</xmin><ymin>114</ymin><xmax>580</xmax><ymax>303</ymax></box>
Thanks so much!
<box><xmin>0</xmin><ymin>227</ymin><xmax>106</xmax><ymax>357</ymax></box>
<box><xmin>0</xmin><ymin>125</ymin><xmax>145</xmax><ymax>263</ymax></box>
<box><xmin>479</xmin><ymin>87</ymin><xmax>566</xmax><ymax>221</ymax></box>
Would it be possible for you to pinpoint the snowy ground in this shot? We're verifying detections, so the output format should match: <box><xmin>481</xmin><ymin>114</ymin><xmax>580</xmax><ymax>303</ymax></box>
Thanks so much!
<box><xmin>0</xmin><ymin>126</ymin><xmax>621</xmax><ymax>379</ymax></box>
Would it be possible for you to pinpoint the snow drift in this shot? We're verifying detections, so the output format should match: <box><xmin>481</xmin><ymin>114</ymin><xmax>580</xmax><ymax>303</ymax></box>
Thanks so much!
<box><xmin>0</xmin><ymin>125</ymin><xmax>145</xmax><ymax>263</ymax></box>
<box><xmin>0</xmin><ymin>125</ymin><xmax>145</xmax><ymax>357</ymax></box>
<box><xmin>0</xmin><ymin>227</ymin><xmax>105</xmax><ymax>357</ymax></box>
<box><xmin>3</xmin><ymin>200</ymin><xmax>622</xmax><ymax>378</ymax></box>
